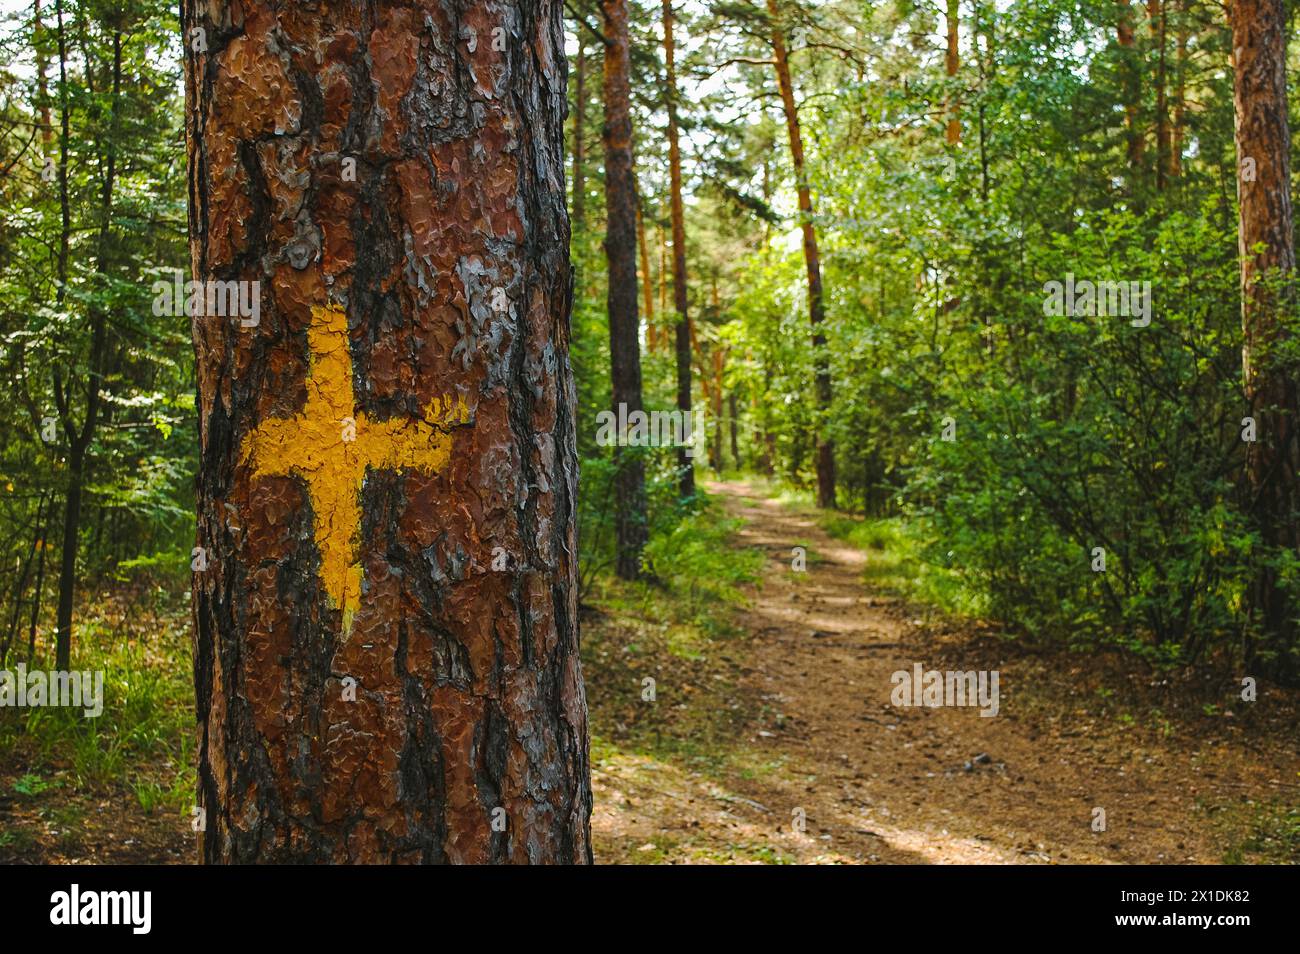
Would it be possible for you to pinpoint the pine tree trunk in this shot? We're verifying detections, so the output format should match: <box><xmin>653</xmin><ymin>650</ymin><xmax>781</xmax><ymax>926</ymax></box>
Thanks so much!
<box><xmin>185</xmin><ymin>0</ymin><xmax>591</xmax><ymax>863</ymax></box>
<box><xmin>1233</xmin><ymin>0</ymin><xmax>1299</xmax><ymax>681</ymax></box>
<box><xmin>664</xmin><ymin>0</ymin><xmax>695</xmax><ymax>500</ymax></box>
<box><xmin>1149</xmin><ymin>0</ymin><xmax>1170</xmax><ymax>188</ymax></box>
<box><xmin>767</xmin><ymin>0</ymin><xmax>835</xmax><ymax>508</ymax></box>
<box><xmin>1118</xmin><ymin>0</ymin><xmax>1144</xmax><ymax>170</ymax></box>
<box><xmin>601</xmin><ymin>0</ymin><xmax>648</xmax><ymax>578</ymax></box>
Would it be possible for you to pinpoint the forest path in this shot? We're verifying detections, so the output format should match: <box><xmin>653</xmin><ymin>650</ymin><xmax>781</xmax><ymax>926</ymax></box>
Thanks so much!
<box><xmin>592</xmin><ymin>479</ymin><xmax>1293</xmax><ymax>864</ymax></box>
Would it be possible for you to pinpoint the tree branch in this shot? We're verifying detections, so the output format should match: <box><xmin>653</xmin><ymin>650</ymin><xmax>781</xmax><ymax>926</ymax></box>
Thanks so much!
<box><xmin>566</xmin><ymin>1</ymin><xmax>610</xmax><ymax>46</ymax></box>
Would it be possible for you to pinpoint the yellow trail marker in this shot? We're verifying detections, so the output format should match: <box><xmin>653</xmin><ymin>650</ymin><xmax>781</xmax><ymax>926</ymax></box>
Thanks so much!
<box><xmin>240</xmin><ymin>305</ymin><xmax>469</xmax><ymax>633</ymax></box>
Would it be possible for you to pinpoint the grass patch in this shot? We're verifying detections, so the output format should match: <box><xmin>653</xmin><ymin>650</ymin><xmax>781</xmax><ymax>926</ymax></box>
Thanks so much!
<box><xmin>583</xmin><ymin>494</ymin><xmax>767</xmax><ymax>779</ymax></box>
<box><xmin>691</xmin><ymin>841</ymin><xmax>795</xmax><ymax>864</ymax></box>
<box><xmin>639</xmin><ymin>506</ymin><xmax>766</xmax><ymax>633</ymax></box>
<box><xmin>1221</xmin><ymin>802</ymin><xmax>1300</xmax><ymax>864</ymax></box>
<box><xmin>0</xmin><ymin>579</ymin><xmax>195</xmax><ymax>860</ymax></box>
<box><xmin>0</xmin><ymin>828</ymin><xmax>37</xmax><ymax>854</ymax></box>
<box><xmin>1</xmin><ymin>605</ymin><xmax>193</xmax><ymax>799</ymax></box>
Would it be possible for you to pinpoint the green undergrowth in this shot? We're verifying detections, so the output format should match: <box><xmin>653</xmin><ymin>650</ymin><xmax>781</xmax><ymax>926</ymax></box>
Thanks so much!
<box><xmin>0</xmin><ymin>581</ymin><xmax>195</xmax><ymax>822</ymax></box>
<box><xmin>1219</xmin><ymin>802</ymin><xmax>1300</xmax><ymax>865</ymax></box>
<box><xmin>582</xmin><ymin>494</ymin><xmax>768</xmax><ymax>777</ymax></box>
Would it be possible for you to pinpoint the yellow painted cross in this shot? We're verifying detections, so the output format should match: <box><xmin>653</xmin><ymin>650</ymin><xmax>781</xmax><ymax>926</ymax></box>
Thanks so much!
<box><xmin>240</xmin><ymin>304</ymin><xmax>469</xmax><ymax>633</ymax></box>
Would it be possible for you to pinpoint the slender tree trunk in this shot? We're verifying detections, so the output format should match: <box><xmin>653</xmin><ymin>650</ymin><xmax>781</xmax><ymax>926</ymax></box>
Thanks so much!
<box><xmin>27</xmin><ymin>505</ymin><xmax>49</xmax><ymax>665</ymax></box>
<box><xmin>1149</xmin><ymin>0</ymin><xmax>1170</xmax><ymax>188</ymax></box>
<box><xmin>767</xmin><ymin>0</ymin><xmax>835</xmax><ymax>508</ymax></box>
<box><xmin>756</xmin><ymin>359</ymin><xmax>775</xmax><ymax>475</ymax></box>
<box><xmin>658</xmin><ymin>221</ymin><xmax>667</xmax><ymax>317</ymax></box>
<box><xmin>1233</xmin><ymin>0</ymin><xmax>1299</xmax><ymax>680</ymax></box>
<box><xmin>1171</xmin><ymin>0</ymin><xmax>1187</xmax><ymax>178</ymax></box>
<box><xmin>707</xmin><ymin>276</ymin><xmax>724</xmax><ymax>473</ymax></box>
<box><xmin>185</xmin><ymin>0</ymin><xmax>591</xmax><ymax>862</ymax></box>
<box><xmin>711</xmin><ymin>349</ymin><xmax>724</xmax><ymax>474</ymax></box>
<box><xmin>34</xmin><ymin>0</ymin><xmax>51</xmax><ymax>145</ymax></box>
<box><xmin>601</xmin><ymin>0</ymin><xmax>648</xmax><ymax>578</ymax></box>
<box><xmin>1</xmin><ymin>495</ymin><xmax>44</xmax><ymax>667</ymax></box>
<box><xmin>53</xmin><ymin>26</ymin><xmax>118</xmax><ymax>671</ymax></box>
<box><xmin>52</xmin><ymin>457</ymin><xmax>83</xmax><ymax>670</ymax></box>
<box><xmin>663</xmin><ymin>0</ymin><xmax>695</xmax><ymax>499</ymax></box>
<box><xmin>49</xmin><ymin>0</ymin><xmax>70</xmax><ymax>668</ymax></box>
<box><xmin>976</xmin><ymin>9</ymin><xmax>992</xmax><ymax>200</ymax></box>
<box><xmin>706</xmin><ymin>274</ymin><xmax>724</xmax><ymax>472</ymax></box>
<box><xmin>945</xmin><ymin>0</ymin><xmax>960</xmax><ymax>144</ymax></box>
<box><xmin>689</xmin><ymin>312</ymin><xmax>714</xmax><ymax>467</ymax></box>
<box><xmin>729</xmin><ymin>391</ymin><xmax>740</xmax><ymax>468</ymax></box>
<box><xmin>636</xmin><ymin>200</ymin><xmax>655</xmax><ymax>341</ymax></box>
<box><xmin>54</xmin><ymin>0</ymin><xmax>69</xmax><ymax>302</ymax></box>
<box><xmin>572</xmin><ymin>38</ymin><xmax>586</xmax><ymax>227</ymax></box>
<box><xmin>1118</xmin><ymin>0</ymin><xmax>1144</xmax><ymax>170</ymax></box>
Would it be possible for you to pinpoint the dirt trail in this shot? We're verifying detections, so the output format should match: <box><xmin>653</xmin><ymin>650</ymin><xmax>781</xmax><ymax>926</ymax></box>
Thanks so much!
<box><xmin>591</xmin><ymin>480</ymin><xmax>1300</xmax><ymax>864</ymax></box>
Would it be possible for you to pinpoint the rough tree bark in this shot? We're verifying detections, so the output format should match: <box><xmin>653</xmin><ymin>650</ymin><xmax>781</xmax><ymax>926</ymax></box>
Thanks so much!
<box><xmin>663</xmin><ymin>0</ymin><xmax>694</xmax><ymax>499</ymax></box>
<box><xmin>185</xmin><ymin>0</ymin><xmax>591</xmax><ymax>863</ymax></box>
<box><xmin>601</xmin><ymin>0</ymin><xmax>648</xmax><ymax>578</ymax></box>
<box><xmin>767</xmin><ymin>0</ymin><xmax>835</xmax><ymax>508</ymax></box>
<box><xmin>1232</xmin><ymin>0</ymin><xmax>1299</xmax><ymax>680</ymax></box>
